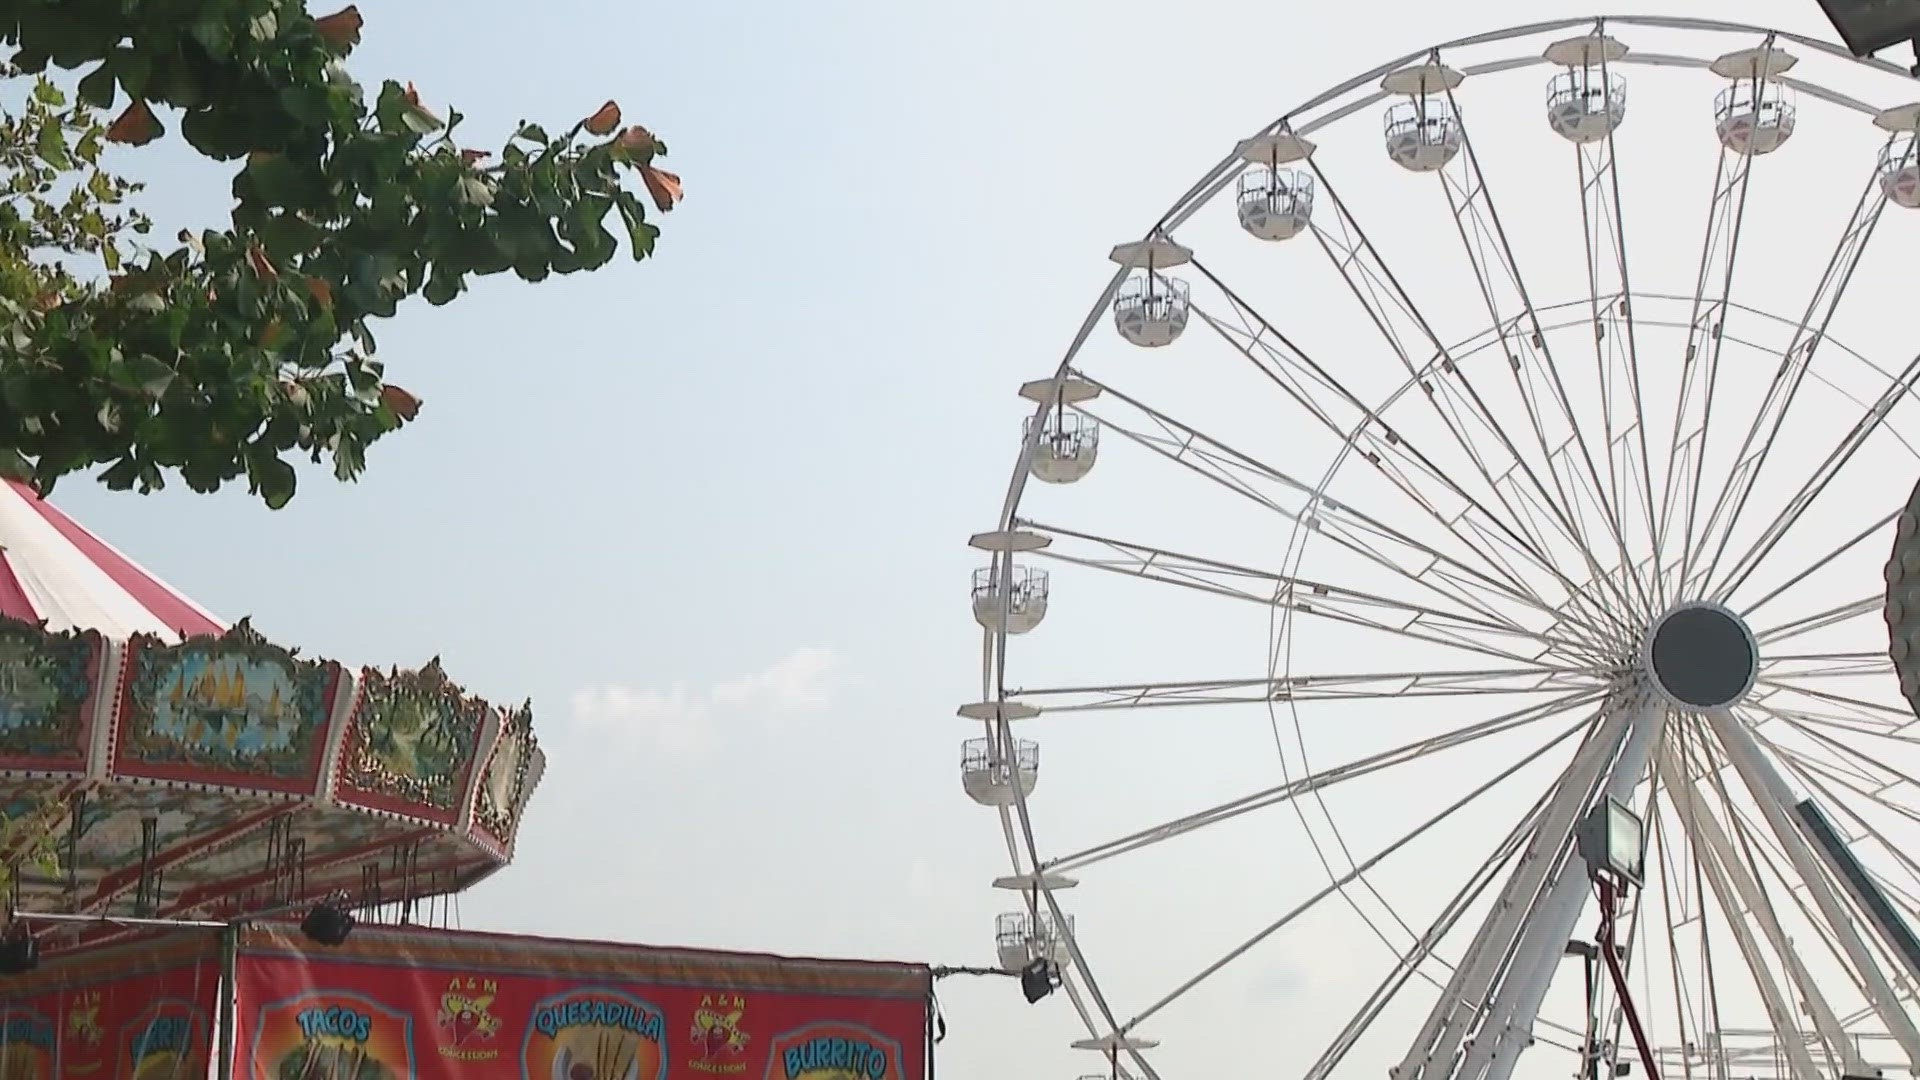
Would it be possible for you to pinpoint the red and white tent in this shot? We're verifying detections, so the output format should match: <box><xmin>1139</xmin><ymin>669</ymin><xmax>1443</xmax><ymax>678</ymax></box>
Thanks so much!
<box><xmin>0</xmin><ymin>478</ymin><xmax>224</xmax><ymax>641</ymax></box>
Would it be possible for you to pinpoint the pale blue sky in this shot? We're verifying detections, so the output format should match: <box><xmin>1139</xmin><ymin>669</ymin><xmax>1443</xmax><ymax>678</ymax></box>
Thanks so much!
<box><xmin>43</xmin><ymin>1</ymin><xmax>1916</xmax><ymax>1078</ymax></box>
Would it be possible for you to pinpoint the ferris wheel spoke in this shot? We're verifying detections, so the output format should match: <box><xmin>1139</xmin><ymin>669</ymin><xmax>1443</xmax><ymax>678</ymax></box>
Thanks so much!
<box><xmin>1736</xmin><ymin>507</ymin><xmax>1900</xmax><ymax>621</ymax></box>
<box><xmin>1007</xmin><ymin>668</ymin><xmax>1608</xmax><ymax>715</ymax></box>
<box><xmin>1659</xmin><ymin>96</ymin><xmax>1764</xmax><ymax>598</ymax></box>
<box><xmin>1750</xmin><ymin>592</ymin><xmax>1882</xmax><ymax>646</ymax></box>
<box><xmin>1751</xmin><ymin>680</ymin><xmax>1912</xmax><ymax>725</ymax></box>
<box><xmin>1182</xmin><ymin>264</ymin><xmax>1633</xmax><ymax>642</ymax></box>
<box><xmin>1708</xmin><ymin>350</ymin><xmax>1920</xmax><ymax>605</ymax></box>
<box><xmin>1682</xmin><ymin>163</ymin><xmax>1894</xmax><ymax>598</ymax></box>
<box><xmin>1772</xmin><ymin>742</ymin><xmax>1920</xmax><ymax>923</ymax></box>
<box><xmin>1751</xmin><ymin>691</ymin><xmax>1920</xmax><ymax>741</ymax></box>
<box><xmin>1186</xmin><ymin>298</ymin><xmax>1568</xmax><ymax>600</ymax></box>
<box><xmin>1040</xmin><ymin>685</ymin><xmax>1609</xmax><ymax>875</ymax></box>
<box><xmin>1077</xmin><ymin>379</ymin><xmax>1622</xmax><ymax>650</ymax></box>
<box><xmin>1755</xmin><ymin>651</ymin><xmax>1894</xmax><ymax>681</ymax></box>
<box><xmin>1289</xmin><ymin>166</ymin><xmax>1644</xmax><ymax>634</ymax></box>
<box><xmin>1434</xmin><ymin>72</ymin><xmax>1654</xmax><ymax>624</ymax></box>
<box><xmin>1765</xmin><ymin>727</ymin><xmax>1920</xmax><ymax>830</ymax></box>
<box><xmin>1020</xmin><ymin>522</ymin><xmax>1610</xmax><ymax>665</ymax></box>
<box><xmin>1757</xmin><ymin>708</ymin><xmax>1920</xmax><ymax>819</ymax></box>
<box><xmin>1573</xmin><ymin>51</ymin><xmax>1662</xmax><ymax>603</ymax></box>
<box><xmin>1114</xmin><ymin>706</ymin><xmax>1597</xmax><ymax>1039</ymax></box>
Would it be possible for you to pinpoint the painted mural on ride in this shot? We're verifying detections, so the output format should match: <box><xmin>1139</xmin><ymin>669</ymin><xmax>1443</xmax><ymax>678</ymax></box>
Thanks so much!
<box><xmin>230</xmin><ymin>925</ymin><xmax>928</xmax><ymax>1080</ymax></box>
<box><xmin>0</xmin><ymin>614</ymin><xmax>542</xmax><ymax>925</ymax></box>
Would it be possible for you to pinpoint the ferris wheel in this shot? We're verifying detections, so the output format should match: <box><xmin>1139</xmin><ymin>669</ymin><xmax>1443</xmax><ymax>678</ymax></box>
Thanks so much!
<box><xmin>964</xmin><ymin>15</ymin><xmax>1920</xmax><ymax>1080</ymax></box>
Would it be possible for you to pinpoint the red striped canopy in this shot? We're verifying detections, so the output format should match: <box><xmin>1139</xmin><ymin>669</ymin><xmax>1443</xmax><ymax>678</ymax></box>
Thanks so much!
<box><xmin>0</xmin><ymin>479</ymin><xmax>224</xmax><ymax>641</ymax></box>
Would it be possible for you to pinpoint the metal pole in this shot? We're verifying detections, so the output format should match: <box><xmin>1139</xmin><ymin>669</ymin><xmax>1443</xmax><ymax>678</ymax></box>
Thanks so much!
<box><xmin>14</xmin><ymin>911</ymin><xmax>227</xmax><ymax>930</ymax></box>
<box><xmin>1582</xmin><ymin>949</ymin><xmax>1600</xmax><ymax>1080</ymax></box>
<box><xmin>217</xmin><ymin>923</ymin><xmax>238</xmax><ymax>1080</ymax></box>
<box><xmin>1599</xmin><ymin>877</ymin><xmax>1661</xmax><ymax>1080</ymax></box>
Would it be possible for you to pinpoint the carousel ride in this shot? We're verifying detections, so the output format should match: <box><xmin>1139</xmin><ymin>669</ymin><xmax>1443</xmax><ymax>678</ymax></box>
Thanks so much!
<box><xmin>964</xmin><ymin>15</ymin><xmax>1920</xmax><ymax>1080</ymax></box>
<box><xmin>0</xmin><ymin>478</ymin><xmax>544</xmax><ymax>954</ymax></box>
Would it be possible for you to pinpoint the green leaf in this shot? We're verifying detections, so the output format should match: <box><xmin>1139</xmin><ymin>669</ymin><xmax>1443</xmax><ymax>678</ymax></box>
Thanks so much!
<box><xmin>401</xmin><ymin>104</ymin><xmax>443</xmax><ymax>136</ymax></box>
<box><xmin>422</xmin><ymin>267</ymin><xmax>463</xmax><ymax>306</ymax></box>
<box><xmin>614</xmin><ymin>191</ymin><xmax>658</xmax><ymax>260</ymax></box>
<box><xmin>256</xmin><ymin>212</ymin><xmax>326</xmax><ymax>261</ymax></box>
<box><xmin>78</xmin><ymin>64</ymin><xmax>117</xmax><ymax>109</ymax></box>
<box><xmin>248</xmin><ymin>452</ymin><xmax>297</xmax><ymax>509</ymax></box>
<box><xmin>190</xmin><ymin>17</ymin><xmax>233</xmax><ymax>56</ymax></box>
<box><xmin>34</xmin><ymin>124</ymin><xmax>69</xmax><ymax>169</ymax></box>
<box><xmin>454</xmin><ymin>175</ymin><xmax>493</xmax><ymax>208</ymax></box>
<box><xmin>100</xmin><ymin>457</ymin><xmax>141</xmax><ymax>491</ymax></box>
<box><xmin>110</xmin><ymin>46</ymin><xmax>153</xmax><ymax>97</ymax></box>
<box><xmin>240</xmin><ymin>152</ymin><xmax>316</xmax><ymax>209</ymax></box>
<box><xmin>125</xmin><ymin>355</ymin><xmax>177</xmax><ymax>397</ymax></box>
<box><xmin>514</xmin><ymin>123</ymin><xmax>550</xmax><ymax>145</ymax></box>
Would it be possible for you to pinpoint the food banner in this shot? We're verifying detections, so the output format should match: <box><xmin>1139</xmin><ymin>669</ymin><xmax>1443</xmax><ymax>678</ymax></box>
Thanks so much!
<box><xmin>231</xmin><ymin>923</ymin><xmax>932</xmax><ymax>1080</ymax></box>
<box><xmin>0</xmin><ymin>930</ymin><xmax>221</xmax><ymax>1080</ymax></box>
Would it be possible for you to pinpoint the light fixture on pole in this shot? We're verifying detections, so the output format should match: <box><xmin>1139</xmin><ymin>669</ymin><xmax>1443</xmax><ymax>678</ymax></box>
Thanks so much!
<box><xmin>300</xmin><ymin>901</ymin><xmax>354</xmax><ymax>947</ymax></box>
<box><xmin>1576</xmin><ymin>796</ymin><xmax>1647</xmax><ymax>889</ymax></box>
<box><xmin>1813</xmin><ymin>0</ymin><xmax>1920</xmax><ymax>72</ymax></box>
<box><xmin>0</xmin><ymin>924</ymin><xmax>37</xmax><ymax>975</ymax></box>
<box><xmin>1018</xmin><ymin>956</ymin><xmax>1059</xmax><ymax>1003</ymax></box>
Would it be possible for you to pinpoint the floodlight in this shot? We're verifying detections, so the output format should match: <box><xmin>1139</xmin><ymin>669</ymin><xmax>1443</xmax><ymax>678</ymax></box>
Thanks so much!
<box><xmin>1576</xmin><ymin>797</ymin><xmax>1646</xmax><ymax>887</ymax></box>
<box><xmin>1019</xmin><ymin>956</ymin><xmax>1059</xmax><ymax>1003</ymax></box>
<box><xmin>1814</xmin><ymin>0</ymin><xmax>1920</xmax><ymax>60</ymax></box>
<box><xmin>300</xmin><ymin>902</ymin><xmax>354</xmax><ymax>947</ymax></box>
<box><xmin>0</xmin><ymin>928</ymin><xmax>37</xmax><ymax>975</ymax></box>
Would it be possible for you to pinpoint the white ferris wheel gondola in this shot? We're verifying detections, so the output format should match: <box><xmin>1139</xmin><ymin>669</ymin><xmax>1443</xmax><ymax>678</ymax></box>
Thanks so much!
<box><xmin>964</xmin><ymin>15</ymin><xmax>1920</xmax><ymax>1080</ymax></box>
<box><xmin>1543</xmin><ymin>33</ymin><xmax>1629</xmax><ymax>144</ymax></box>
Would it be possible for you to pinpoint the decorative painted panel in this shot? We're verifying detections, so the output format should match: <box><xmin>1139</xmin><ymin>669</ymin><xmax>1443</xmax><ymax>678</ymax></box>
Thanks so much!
<box><xmin>0</xmin><ymin>617</ymin><xmax>103</xmax><ymax>772</ymax></box>
<box><xmin>335</xmin><ymin>660</ymin><xmax>487</xmax><ymax>824</ymax></box>
<box><xmin>474</xmin><ymin>702</ymin><xmax>538</xmax><ymax>844</ymax></box>
<box><xmin>113</xmin><ymin>621</ymin><xmax>339</xmax><ymax>793</ymax></box>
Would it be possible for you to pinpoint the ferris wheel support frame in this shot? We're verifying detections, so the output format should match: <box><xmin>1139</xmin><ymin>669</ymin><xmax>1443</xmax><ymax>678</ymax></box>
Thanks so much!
<box><xmin>1666</xmin><ymin>745</ymin><xmax>1873</xmax><ymax>1068</ymax></box>
<box><xmin>1654</xmin><ymin>747</ymin><xmax>1865</xmax><ymax>1080</ymax></box>
<box><xmin>1388</xmin><ymin>700</ymin><xmax>1636</xmax><ymax>1080</ymax></box>
<box><xmin>1457</xmin><ymin>694</ymin><xmax>1666</xmax><ymax>1080</ymax></box>
<box><xmin>1708</xmin><ymin>710</ymin><xmax>1920</xmax><ymax>1063</ymax></box>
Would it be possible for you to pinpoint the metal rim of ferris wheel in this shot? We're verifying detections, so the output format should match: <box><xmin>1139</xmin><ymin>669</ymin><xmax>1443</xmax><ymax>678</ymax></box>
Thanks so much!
<box><xmin>965</xmin><ymin>14</ymin><xmax>1920</xmax><ymax>1080</ymax></box>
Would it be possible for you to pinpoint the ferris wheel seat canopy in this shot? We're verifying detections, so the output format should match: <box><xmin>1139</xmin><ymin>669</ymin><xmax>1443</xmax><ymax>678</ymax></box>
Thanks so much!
<box><xmin>0</xmin><ymin>479</ymin><xmax>545</xmax><ymax>932</ymax></box>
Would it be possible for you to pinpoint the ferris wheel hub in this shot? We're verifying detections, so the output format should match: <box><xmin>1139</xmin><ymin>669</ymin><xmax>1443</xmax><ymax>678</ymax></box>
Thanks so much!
<box><xmin>1642</xmin><ymin>602</ymin><xmax>1759</xmax><ymax>712</ymax></box>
